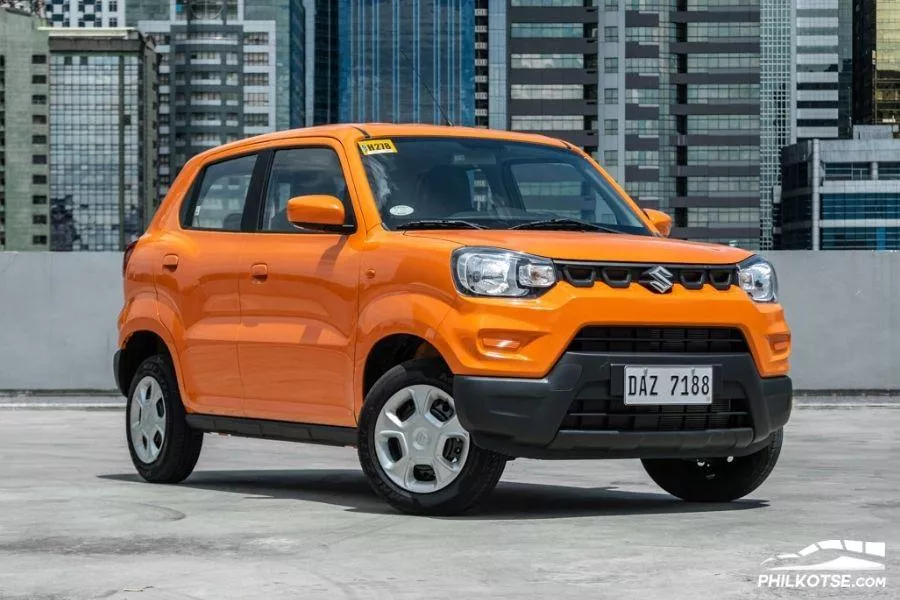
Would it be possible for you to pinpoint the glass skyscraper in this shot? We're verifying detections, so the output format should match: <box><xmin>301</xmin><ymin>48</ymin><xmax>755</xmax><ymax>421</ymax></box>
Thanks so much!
<box><xmin>120</xmin><ymin>0</ymin><xmax>305</xmax><ymax>197</ymax></box>
<box><xmin>794</xmin><ymin>0</ymin><xmax>852</xmax><ymax>141</ymax></box>
<box><xmin>853</xmin><ymin>0</ymin><xmax>900</xmax><ymax>126</ymax></box>
<box><xmin>336</xmin><ymin>0</ymin><xmax>475</xmax><ymax>125</ymax></box>
<box><xmin>499</xmin><ymin>0</ymin><xmax>792</xmax><ymax>250</ymax></box>
<box><xmin>47</xmin><ymin>30</ymin><xmax>158</xmax><ymax>251</ymax></box>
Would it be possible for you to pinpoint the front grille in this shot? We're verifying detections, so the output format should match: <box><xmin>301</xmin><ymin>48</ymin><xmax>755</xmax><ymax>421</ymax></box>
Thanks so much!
<box><xmin>555</xmin><ymin>261</ymin><xmax>737</xmax><ymax>291</ymax></box>
<box><xmin>560</xmin><ymin>394</ymin><xmax>752</xmax><ymax>432</ymax></box>
<box><xmin>568</xmin><ymin>326</ymin><xmax>749</xmax><ymax>354</ymax></box>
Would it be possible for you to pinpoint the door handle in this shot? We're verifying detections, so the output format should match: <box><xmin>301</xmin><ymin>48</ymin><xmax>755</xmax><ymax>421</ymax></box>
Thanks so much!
<box><xmin>249</xmin><ymin>263</ymin><xmax>268</xmax><ymax>281</ymax></box>
<box><xmin>162</xmin><ymin>254</ymin><xmax>179</xmax><ymax>271</ymax></box>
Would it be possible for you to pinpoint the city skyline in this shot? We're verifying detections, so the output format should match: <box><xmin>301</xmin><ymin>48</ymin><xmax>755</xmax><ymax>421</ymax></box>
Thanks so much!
<box><xmin>2</xmin><ymin>0</ymin><xmax>899</xmax><ymax>252</ymax></box>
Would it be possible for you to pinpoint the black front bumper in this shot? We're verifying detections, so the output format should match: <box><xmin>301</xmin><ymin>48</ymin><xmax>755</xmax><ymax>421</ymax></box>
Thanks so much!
<box><xmin>453</xmin><ymin>352</ymin><xmax>791</xmax><ymax>459</ymax></box>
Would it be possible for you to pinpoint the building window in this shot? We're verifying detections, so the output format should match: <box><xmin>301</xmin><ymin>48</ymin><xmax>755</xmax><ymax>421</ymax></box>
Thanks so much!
<box><xmin>243</xmin><ymin>32</ymin><xmax>269</xmax><ymax>45</ymax></box>
<box><xmin>604</xmin><ymin>150</ymin><xmax>619</xmax><ymax>166</ymax></box>
<box><xmin>243</xmin><ymin>92</ymin><xmax>269</xmax><ymax>106</ymax></box>
<box><xmin>245</xmin><ymin>52</ymin><xmax>270</xmax><ymax>65</ymax></box>
<box><xmin>604</xmin><ymin>88</ymin><xmax>618</xmax><ymax>104</ymax></box>
<box><xmin>510</xmin><ymin>23</ymin><xmax>584</xmax><ymax>38</ymax></box>
<box><xmin>510</xmin><ymin>53</ymin><xmax>584</xmax><ymax>69</ymax></box>
<box><xmin>604</xmin><ymin>26</ymin><xmax>618</xmax><ymax>42</ymax></box>
<box><xmin>244</xmin><ymin>73</ymin><xmax>269</xmax><ymax>86</ymax></box>
<box><xmin>32</xmin><ymin>155</ymin><xmax>47</xmax><ymax>165</ymax></box>
<box><xmin>245</xmin><ymin>114</ymin><xmax>269</xmax><ymax>127</ymax></box>
<box><xmin>687</xmin><ymin>53</ymin><xmax>760</xmax><ymax>74</ymax></box>
<box><xmin>604</xmin><ymin>57</ymin><xmax>619</xmax><ymax>73</ymax></box>
<box><xmin>510</xmin><ymin>115</ymin><xmax>584</xmax><ymax>131</ymax></box>
<box><xmin>824</xmin><ymin>162</ymin><xmax>870</xmax><ymax>181</ymax></box>
<box><xmin>510</xmin><ymin>0</ymin><xmax>585</xmax><ymax>4</ymax></box>
<box><xmin>511</xmin><ymin>84</ymin><xmax>583</xmax><ymax>100</ymax></box>
<box><xmin>32</xmin><ymin>235</ymin><xmax>48</xmax><ymax>245</ymax></box>
<box><xmin>604</xmin><ymin>119</ymin><xmax>618</xmax><ymax>135</ymax></box>
<box><xmin>31</xmin><ymin>54</ymin><xmax>46</xmax><ymax>64</ymax></box>
<box><xmin>625</xmin><ymin>88</ymin><xmax>660</xmax><ymax>106</ymax></box>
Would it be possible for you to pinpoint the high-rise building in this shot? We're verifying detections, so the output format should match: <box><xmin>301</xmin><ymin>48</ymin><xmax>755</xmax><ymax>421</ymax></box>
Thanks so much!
<box><xmin>0</xmin><ymin>6</ymin><xmax>51</xmax><ymax>251</ymax></box>
<box><xmin>310</xmin><ymin>0</ymin><xmax>338</xmax><ymax>125</ymax></box>
<box><xmin>794</xmin><ymin>0</ymin><xmax>852</xmax><ymax>140</ymax></box>
<box><xmin>92</xmin><ymin>0</ymin><xmax>306</xmax><ymax>196</ymax></box>
<box><xmin>853</xmin><ymin>0</ymin><xmax>900</xmax><ymax>126</ymax></box>
<box><xmin>336</xmin><ymin>0</ymin><xmax>475</xmax><ymax>125</ymax></box>
<box><xmin>46</xmin><ymin>28</ymin><xmax>158</xmax><ymax>251</ymax></box>
<box><xmin>45</xmin><ymin>0</ymin><xmax>124</xmax><ymax>27</ymax></box>
<box><xmin>780</xmin><ymin>125</ymin><xmax>900</xmax><ymax>249</ymax></box>
<box><xmin>498</xmin><ymin>0</ymin><xmax>792</xmax><ymax>250</ymax></box>
<box><xmin>474</xmin><ymin>0</ymin><xmax>490</xmax><ymax>127</ymax></box>
<box><xmin>503</xmin><ymin>2</ymin><xmax>599</xmax><ymax>158</ymax></box>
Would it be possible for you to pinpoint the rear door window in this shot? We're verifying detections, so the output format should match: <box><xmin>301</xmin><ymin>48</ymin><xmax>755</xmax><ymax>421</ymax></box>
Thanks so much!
<box><xmin>185</xmin><ymin>154</ymin><xmax>257</xmax><ymax>231</ymax></box>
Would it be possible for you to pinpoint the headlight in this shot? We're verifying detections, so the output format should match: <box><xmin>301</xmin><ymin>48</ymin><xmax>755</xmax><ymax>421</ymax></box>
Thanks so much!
<box><xmin>452</xmin><ymin>247</ymin><xmax>557</xmax><ymax>297</ymax></box>
<box><xmin>738</xmin><ymin>256</ymin><xmax>777</xmax><ymax>303</ymax></box>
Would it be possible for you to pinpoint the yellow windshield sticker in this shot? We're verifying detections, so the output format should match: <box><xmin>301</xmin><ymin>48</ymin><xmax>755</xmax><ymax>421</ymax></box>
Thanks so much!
<box><xmin>358</xmin><ymin>139</ymin><xmax>398</xmax><ymax>155</ymax></box>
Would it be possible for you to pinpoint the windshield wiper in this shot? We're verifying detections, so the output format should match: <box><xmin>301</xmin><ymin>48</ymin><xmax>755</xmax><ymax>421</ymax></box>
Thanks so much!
<box><xmin>395</xmin><ymin>219</ymin><xmax>486</xmax><ymax>231</ymax></box>
<box><xmin>510</xmin><ymin>218</ymin><xmax>622</xmax><ymax>234</ymax></box>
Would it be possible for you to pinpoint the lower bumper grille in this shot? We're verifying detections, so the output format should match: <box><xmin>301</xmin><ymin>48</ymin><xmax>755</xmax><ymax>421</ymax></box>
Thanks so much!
<box><xmin>561</xmin><ymin>393</ymin><xmax>751</xmax><ymax>432</ymax></box>
<box><xmin>568</xmin><ymin>326</ymin><xmax>749</xmax><ymax>354</ymax></box>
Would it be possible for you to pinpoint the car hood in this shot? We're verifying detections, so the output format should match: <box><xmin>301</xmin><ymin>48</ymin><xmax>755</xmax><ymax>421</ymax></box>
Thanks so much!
<box><xmin>403</xmin><ymin>230</ymin><xmax>753</xmax><ymax>264</ymax></box>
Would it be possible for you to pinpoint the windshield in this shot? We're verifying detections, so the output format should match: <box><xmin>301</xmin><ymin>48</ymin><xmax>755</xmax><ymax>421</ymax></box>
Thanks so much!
<box><xmin>358</xmin><ymin>137</ymin><xmax>650</xmax><ymax>235</ymax></box>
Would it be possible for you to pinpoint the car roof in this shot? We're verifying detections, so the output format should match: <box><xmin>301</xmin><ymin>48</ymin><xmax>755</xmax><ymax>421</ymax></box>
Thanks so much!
<box><xmin>194</xmin><ymin>123</ymin><xmax>572</xmax><ymax>163</ymax></box>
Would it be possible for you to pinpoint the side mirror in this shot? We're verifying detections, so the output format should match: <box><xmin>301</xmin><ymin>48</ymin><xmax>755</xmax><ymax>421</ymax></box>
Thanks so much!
<box><xmin>643</xmin><ymin>208</ymin><xmax>672</xmax><ymax>237</ymax></box>
<box><xmin>286</xmin><ymin>195</ymin><xmax>349</xmax><ymax>232</ymax></box>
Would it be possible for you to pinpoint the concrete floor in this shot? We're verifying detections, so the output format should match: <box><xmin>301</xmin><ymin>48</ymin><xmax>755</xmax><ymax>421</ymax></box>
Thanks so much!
<box><xmin>0</xmin><ymin>406</ymin><xmax>897</xmax><ymax>600</ymax></box>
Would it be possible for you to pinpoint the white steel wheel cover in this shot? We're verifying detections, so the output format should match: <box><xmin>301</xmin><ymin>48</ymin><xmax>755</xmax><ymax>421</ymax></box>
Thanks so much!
<box><xmin>373</xmin><ymin>384</ymin><xmax>470</xmax><ymax>494</ymax></box>
<box><xmin>129</xmin><ymin>376</ymin><xmax>167</xmax><ymax>464</ymax></box>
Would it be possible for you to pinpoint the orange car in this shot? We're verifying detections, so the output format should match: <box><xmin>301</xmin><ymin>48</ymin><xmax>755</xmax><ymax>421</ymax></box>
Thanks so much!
<box><xmin>115</xmin><ymin>124</ymin><xmax>791</xmax><ymax>515</ymax></box>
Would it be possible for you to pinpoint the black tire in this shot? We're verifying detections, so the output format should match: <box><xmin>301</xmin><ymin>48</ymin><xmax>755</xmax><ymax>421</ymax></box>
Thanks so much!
<box><xmin>125</xmin><ymin>354</ymin><xmax>203</xmax><ymax>483</ymax></box>
<box><xmin>358</xmin><ymin>358</ymin><xmax>507</xmax><ymax>516</ymax></box>
<box><xmin>641</xmin><ymin>428</ymin><xmax>783</xmax><ymax>502</ymax></box>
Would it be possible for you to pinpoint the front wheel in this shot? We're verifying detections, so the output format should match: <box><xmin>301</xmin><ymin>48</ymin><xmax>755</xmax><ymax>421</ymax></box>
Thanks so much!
<box><xmin>641</xmin><ymin>429</ymin><xmax>783</xmax><ymax>502</ymax></box>
<box><xmin>357</xmin><ymin>358</ymin><xmax>506</xmax><ymax>516</ymax></box>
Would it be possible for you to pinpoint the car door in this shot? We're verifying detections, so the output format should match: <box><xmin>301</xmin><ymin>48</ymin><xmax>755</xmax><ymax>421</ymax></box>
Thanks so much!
<box><xmin>154</xmin><ymin>152</ymin><xmax>260</xmax><ymax>416</ymax></box>
<box><xmin>236</xmin><ymin>140</ymin><xmax>362</xmax><ymax>426</ymax></box>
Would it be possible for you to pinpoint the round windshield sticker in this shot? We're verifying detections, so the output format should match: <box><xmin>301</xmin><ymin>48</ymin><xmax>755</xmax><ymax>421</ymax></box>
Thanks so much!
<box><xmin>389</xmin><ymin>205</ymin><xmax>414</xmax><ymax>216</ymax></box>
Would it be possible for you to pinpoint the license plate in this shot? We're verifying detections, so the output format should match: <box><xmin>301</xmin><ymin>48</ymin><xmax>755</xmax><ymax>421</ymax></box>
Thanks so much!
<box><xmin>624</xmin><ymin>366</ymin><xmax>713</xmax><ymax>405</ymax></box>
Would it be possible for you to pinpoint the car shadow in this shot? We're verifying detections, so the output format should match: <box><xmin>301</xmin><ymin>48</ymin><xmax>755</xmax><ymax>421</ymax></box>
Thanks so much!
<box><xmin>99</xmin><ymin>469</ymin><xmax>768</xmax><ymax>520</ymax></box>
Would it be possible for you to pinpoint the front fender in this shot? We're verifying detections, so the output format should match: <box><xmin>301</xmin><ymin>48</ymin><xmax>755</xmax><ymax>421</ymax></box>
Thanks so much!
<box><xmin>354</xmin><ymin>291</ymin><xmax>456</xmax><ymax>416</ymax></box>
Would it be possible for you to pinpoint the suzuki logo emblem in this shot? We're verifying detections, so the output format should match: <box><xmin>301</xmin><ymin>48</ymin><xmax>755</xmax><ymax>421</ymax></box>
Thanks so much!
<box><xmin>640</xmin><ymin>266</ymin><xmax>675</xmax><ymax>294</ymax></box>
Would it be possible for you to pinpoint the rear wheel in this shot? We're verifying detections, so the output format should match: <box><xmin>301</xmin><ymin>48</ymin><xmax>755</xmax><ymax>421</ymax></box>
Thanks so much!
<box><xmin>126</xmin><ymin>355</ymin><xmax>203</xmax><ymax>483</ymax></box>
<box><xmin>641</xmin><ymin>429</ymin><xmax>783</xmax><ymax>502</ymax></box>
<box><xmin>358</xmin><ymin>358</ymin><xmax>506</xmax><ymax>516</ymax></box>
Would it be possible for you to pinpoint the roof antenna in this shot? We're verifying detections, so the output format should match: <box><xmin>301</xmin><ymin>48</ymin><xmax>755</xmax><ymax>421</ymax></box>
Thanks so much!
<box><xmin>397</xmin><ymin>46</ymin><xmax>454</xmax><ymax>127</ymax></box>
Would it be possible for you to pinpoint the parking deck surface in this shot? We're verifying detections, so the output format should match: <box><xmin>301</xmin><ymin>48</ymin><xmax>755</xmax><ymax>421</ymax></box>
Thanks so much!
<box><xmin>0</xmin><ymin>403</ymin><xmax>897</xmax><ymax>599</ymax></box>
